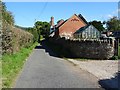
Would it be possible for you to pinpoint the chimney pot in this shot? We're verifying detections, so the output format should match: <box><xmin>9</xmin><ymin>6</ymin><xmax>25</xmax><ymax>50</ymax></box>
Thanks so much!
<box><xmin>51</xmin><ymin>16</ymin><xmax>54</xmax><ymax>27</ymax></box>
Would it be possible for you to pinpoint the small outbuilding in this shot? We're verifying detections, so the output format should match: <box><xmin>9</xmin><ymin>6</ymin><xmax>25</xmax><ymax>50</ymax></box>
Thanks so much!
<box><xmin>73</xmin><ymin>24</ymin><xmax>100</xmax><ymax>39</ymax></box>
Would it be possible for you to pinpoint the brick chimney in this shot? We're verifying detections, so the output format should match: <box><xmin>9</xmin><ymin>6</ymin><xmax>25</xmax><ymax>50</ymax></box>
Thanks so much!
<box><xmin>50</xmin><ymin>16</ymin><xmax>54</xmax><ymax>27</ymax></box>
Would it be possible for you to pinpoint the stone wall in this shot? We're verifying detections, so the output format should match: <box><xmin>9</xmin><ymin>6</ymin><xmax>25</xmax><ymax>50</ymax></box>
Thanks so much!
<box><xmin>49</xmin><ymin>37</ymin><xmax>114</xmax><ymax>60</ymax></box>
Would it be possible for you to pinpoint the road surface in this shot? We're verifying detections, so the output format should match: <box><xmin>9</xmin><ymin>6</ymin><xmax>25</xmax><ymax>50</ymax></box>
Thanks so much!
<box><xmin>15</xmin><ymin>41</ymin><xmax>100</xmax><ymax>88</ymax></box>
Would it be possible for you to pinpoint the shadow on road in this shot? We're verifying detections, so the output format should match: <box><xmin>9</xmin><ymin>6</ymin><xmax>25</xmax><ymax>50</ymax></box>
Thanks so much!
<box><xmin>35</xmin><ymin>39</ymin><xmax>86</xmax><ymax>59</ymax></box>
<box><xmin>35</xmin><ymin>39</ymin><xmax>120</xmax><ymax>89</ymax></box>
<box><xmin>35</xmin><ymin>45</ymin><xmax>45</xmax><ymax>49</ymax></box>
<box><xmin>35</xmin><ymin>40</ymin><xmax>59</xmax><ymax>58</ymax></box>
<box><xmin>98</xmin><ymin>72</ymin><xmax>120</xmax><ymax>90</ymax></box>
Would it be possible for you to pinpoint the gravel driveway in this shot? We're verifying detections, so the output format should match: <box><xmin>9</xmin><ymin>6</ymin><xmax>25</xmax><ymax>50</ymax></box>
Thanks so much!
<box><xmin>68</xmin><ymin>59</ymin><xmax>119</xmax><ymax>89</ymax></box>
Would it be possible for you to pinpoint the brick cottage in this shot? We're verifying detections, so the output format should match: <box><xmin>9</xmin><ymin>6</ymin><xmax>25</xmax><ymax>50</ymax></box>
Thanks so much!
<box><xmin>50</xmin><ymin>14</ymin><xmax>100</xmax><ymax>39</ymax></box>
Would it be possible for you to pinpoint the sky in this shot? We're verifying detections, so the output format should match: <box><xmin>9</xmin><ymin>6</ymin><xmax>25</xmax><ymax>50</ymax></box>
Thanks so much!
<box><xmin>5</xmin><ymin>2</ymin><xmax>119</xmax><ymax>27</ymax></box>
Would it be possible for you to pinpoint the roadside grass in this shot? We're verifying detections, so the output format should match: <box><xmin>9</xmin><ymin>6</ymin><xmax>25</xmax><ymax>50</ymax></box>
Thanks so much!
<box><xmin>2</xmin><ymin>42</ymin><xmax>38</xmax><ymax>88</ymax></box>
<box><xmin>0</xmin><ymin>58</ymin><xmax>2</xmax><ymax>89</ymax></box>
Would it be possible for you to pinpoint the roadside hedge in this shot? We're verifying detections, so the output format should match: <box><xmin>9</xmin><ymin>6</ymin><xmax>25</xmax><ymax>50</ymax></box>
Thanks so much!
<box><xmin>2</xmin><ymin>20</ymin><xmax>33</xmax><ymax>54</ymax></box>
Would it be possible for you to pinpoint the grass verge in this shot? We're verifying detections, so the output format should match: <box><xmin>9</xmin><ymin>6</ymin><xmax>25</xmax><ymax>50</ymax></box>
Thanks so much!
<box><xmin>0</xmin><ymin>58</ymin><xmax>2</xmax><ymax>89</ymax></box>
<box><xmin>2</xmin><ymin>42</ymin><xmax>38</xmax><ymax>88</ymax></box>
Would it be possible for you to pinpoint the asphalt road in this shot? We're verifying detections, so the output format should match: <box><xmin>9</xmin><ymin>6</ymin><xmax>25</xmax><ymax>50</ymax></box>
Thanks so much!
<box><xmin>15</xmin><ymin>41</ymin><xmax>100</xmax><ymax>88</ymax></box>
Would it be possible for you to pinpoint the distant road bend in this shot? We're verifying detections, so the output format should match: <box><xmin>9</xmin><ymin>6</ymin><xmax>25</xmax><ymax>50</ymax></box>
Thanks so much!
<box><xmin>15</xmin><ymin>41</ymin><xmax>100</xmax><ymax>88</ymax></box>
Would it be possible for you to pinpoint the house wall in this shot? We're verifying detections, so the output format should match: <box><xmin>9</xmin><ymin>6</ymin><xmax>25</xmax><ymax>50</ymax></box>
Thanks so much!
<box><xmin>49</xmin><ymin>37</ymin><xmax>114</xmax><ymax>60</ymax></box>
<box><xmin>57</xmin><ymin>15</ymin><xmax>87</xmax><ymax>38</ymax></box>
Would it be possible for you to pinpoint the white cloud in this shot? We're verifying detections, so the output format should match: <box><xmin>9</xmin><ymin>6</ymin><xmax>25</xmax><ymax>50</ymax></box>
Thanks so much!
<box><xmin>117</xmin><ymin>9</ymin><xmax>120</xmax><ymax>13</ymax></box>
<box><xmin>113</xmin><ymin>9</ymin><xmax>120</xmax><ymax>14</ymax></box>
<box><xmin>107</xmin><ymin>14</ymin><xmax>113</xmax><ymax>18</ymax></box>
<box><xmin>102</xmin><ymin>9</ymin><xmax>118</xmax><ymax>20</ymax></box>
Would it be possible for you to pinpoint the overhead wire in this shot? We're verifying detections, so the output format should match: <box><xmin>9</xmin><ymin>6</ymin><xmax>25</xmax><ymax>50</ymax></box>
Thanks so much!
<box><xmin>34</xmin><ymin>2</ymin><xmax>48</xmax><ymax>23</ymax></box>
<box><xmin>14</xmin><ymin>2</ymin><xmax>48</xmax><ymax>27</ymax></box>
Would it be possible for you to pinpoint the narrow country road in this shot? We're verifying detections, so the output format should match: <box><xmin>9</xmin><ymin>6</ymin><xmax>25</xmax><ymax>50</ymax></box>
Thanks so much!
<box><xmin>14</xmin><ymin>40</ymin><xmax>100</xmax><ymax>88</ymax></box>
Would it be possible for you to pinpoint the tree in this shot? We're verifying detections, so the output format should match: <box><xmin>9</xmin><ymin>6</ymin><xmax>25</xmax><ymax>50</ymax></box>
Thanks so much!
<box><xmin>106</xmin><ymin>16</ymin><xmax>120</xmax><ymax>31</ymax></box>
<box><xmin>41</xmin><ymin>22</ymin><xmax>50</xmax><ymax>38</ymax></box>
<box><xmin>34</xmin><ymin>21</ymin><xmax>50</xmax><ymax>42</ymax></box>
<box><xmin>2</xmin><ymin>2</ymin><xmax>14</xmax><ymax>25</ymax></box>
<box><xmin>34</xmin><ymin>21</ymin><xmax>43</xmax><ymax>42</ymax></box>
<box><xmin>89</xmin><ymin>20</ymin><xmax>105</xmax><ymax>32</ymax></box>
<box><xmin>26</xmin><ymin>27</ymin><xmax>39</xmax><ymax>43</ymax></box>
<box><xmin>4</xmin><ymin>11</ymin><xmax>14</xmax><ymax>25</ymax></box>
<box><xmin>1</xmin><ymin>2</ymin><xmax>6</xmax><ymax>14</ymax></box>
<box><xmin>16</xmin><ymin>21</ymin><xmax>50</xmax><ymax>43</ymax></box>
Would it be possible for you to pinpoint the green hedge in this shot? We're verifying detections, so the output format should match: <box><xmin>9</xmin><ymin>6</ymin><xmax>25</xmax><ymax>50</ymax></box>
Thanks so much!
<box><xmin>2</xmin><ymin>21</ymin><xmax>33</xmax><ymax>54</ymax></box>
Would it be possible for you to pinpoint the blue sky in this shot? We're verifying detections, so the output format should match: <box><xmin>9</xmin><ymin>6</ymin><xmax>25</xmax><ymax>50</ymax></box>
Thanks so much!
<box><xmin>5</xmin><ymin>2</ymin><xmax>118</xmax><ymax>27</ymax></box>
